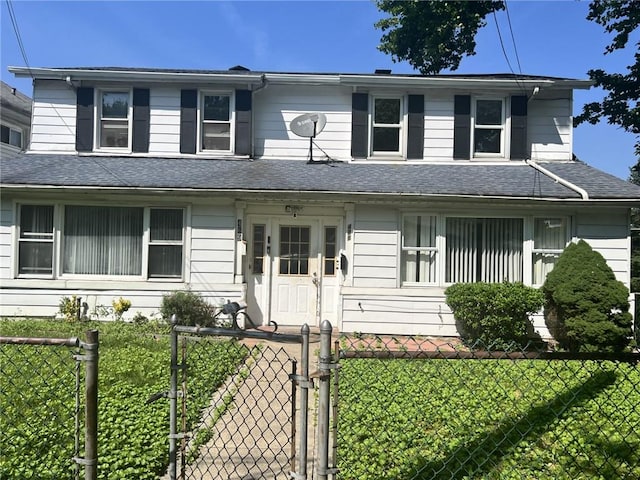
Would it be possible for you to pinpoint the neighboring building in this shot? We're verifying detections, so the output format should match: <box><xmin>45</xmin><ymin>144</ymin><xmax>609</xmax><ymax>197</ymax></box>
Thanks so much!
<box><xmin>1</xmin><ymin>66</ymin><xmax>639</xmax><ymax>336</ymax></box>
<box><xmin>0</xmin><ymin>81</ymin><xmax>31</xmax><ymax>153</ymax></box>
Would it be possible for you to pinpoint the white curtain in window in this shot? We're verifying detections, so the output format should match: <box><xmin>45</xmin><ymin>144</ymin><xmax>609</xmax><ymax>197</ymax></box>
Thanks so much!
<box><xmin>446</xmin><ymin>218</ymin><xmax>522</xmax><ymax>283</ymax></box>
<box><xmin>532</xmin><ymin>218</ymin><xmax>566</xmax><ymax>284</ymax></box>
<box><xmin>402</xmin><ymin>215</ymin><xmax>437</xmax><ymax>283</ymax></box>
<box><xmin>64</xmin><ymin>206</ymin><xmax>143</xmax><ymax>275</ymax></box>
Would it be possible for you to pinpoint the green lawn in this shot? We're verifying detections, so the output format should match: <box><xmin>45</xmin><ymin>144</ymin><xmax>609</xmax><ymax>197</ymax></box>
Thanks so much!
<box><xmin>0</xmin><ymin>319</ymin><xmax>247</xmax><ymax>480</ymax></box>
<box><xmin>338</xmin><ymin>357</ymin><xmax>640</xmax><ymax>480</ymax></box>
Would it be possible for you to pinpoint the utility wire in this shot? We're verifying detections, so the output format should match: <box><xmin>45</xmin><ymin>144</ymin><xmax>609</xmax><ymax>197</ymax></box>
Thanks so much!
<box><xmin>5</xmin><ymin>0</ymin><xmax>33</xmax><ymax>77</ymax></box>
<box><xmin>492</xmin><ymin>8</ymin><xmax>526</xmax><ymax>94</ymax></box>
<box><xmin>504</xmin><ymin>1</ymin><xmax>523</xmax><ymax>74</ymax></box>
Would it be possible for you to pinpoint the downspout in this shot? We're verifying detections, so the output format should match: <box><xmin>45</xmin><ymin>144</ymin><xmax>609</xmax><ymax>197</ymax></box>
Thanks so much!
<box><xmin>250</xmin><ymin>74</ymin><xmax>268</xmax><ymax>159</ymax></box>
<box><xmin>525</xmin><ymin>159</ymin><xmax>589</xmax><ymax>200</ymax></box>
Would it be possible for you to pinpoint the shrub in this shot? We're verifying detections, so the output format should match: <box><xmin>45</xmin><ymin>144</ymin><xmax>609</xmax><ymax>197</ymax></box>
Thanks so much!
<box><xmin>58</xmin><ymin>295</ymin><xmax>80</xmax><ymax>322</ymax></box>
<box><xmin>542</xmin><ymin>240</ymin><xmax>633</xmax><ymax>352</ymax></box>
<box><xmin>159</xmin><ymin>290</ymin><xmax>214</xmax><ymax>326</ymax></box>
<box><xmin>112</xmin><ymin>297</ymin><xmax>132</xmax><ymax>321</ymax></box>
<box><xmin>445</xmin><ymin>282</ymin><xmax>544</xmax><ymax>350</ymax></box>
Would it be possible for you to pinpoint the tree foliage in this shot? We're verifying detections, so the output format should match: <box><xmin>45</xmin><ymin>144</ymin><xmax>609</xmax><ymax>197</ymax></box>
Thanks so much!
<box><xmin>542</xmin><ymin>240</ymin><xmax>632</xmax><ymax>352</ymax></box>
<box><xmin>574</xmin><ymin>0</ymin><xmax>640</xmax><ymax>159</ymax></box>
<box><xmin>375</xmin><ymin>0</ymin><xmax>504</xmax><ymax>74</ymax></box>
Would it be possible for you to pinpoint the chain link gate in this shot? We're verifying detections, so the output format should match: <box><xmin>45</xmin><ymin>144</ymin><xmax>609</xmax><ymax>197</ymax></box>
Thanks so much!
<box><xmin>0</xmin><ymin>330</ymin><xmax>98</xmax><ymax>480</ymax></box>
<box><xmin>165</xmin><ymin>316</ymin><xmax>331</xmax><ymax>480</ymax></box>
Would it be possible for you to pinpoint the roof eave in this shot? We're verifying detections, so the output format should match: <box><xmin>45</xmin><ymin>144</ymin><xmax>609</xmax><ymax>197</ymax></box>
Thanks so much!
<box><xmin>8</xmin><ymin>66</ymin><xmax>265</xmax><ymax>85</ymax></box>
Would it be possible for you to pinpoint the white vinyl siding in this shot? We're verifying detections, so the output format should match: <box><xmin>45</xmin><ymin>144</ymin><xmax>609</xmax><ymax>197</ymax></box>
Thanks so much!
<box><xmin>148</xmin><ymin>87</ymin><xmax>181</xmax><ymax>155</ymax></box>
<box><xmin>351</xmin><ymin>206</ymin><xmax>398</xmax><ymax>288</ymax></box>
<box><xmin>30</xmin><ymin>80</ymin><xmax>77</xmax><ymax>152</ymax></box>
<box><xmin>254</xmin><ymin>84</ymin><xmax>352</xmax><ymax>160</ymax></box>
<box><xmin>424</xmin><ymin>94</ymin><xmax>454</xmax><ymax>161</ymax></box>
<box><xmin>528</xmin><ymin>97</ymin><xmax>572</xmax><ymax>161</ymax></box>
<box><xmin>189</xmin><ymin>205</ymin><xmax>236</xmax><ymax>285</ymax></box>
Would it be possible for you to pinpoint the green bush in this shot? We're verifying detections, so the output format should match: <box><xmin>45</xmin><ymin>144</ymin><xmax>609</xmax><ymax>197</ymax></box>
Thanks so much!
<box><xmin>159</xmin><ymin>290</ymin><xmax>214</xmax><ymax>326</ymax></box>
<box><xmin>445</xmin><ymin>282</ymin><xmax>544</xmax><ymax>350</ymax></box>
<box><xmin>542</xmin><ymin>240</ymin><xmax>633</xmax><ymax>352</ymax></box>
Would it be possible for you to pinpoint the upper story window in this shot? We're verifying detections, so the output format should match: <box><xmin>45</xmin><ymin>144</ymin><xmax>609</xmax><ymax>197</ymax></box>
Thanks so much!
<box><xmin>1</xmin><ymin>124</ymin><xmax>23</xmax><ymax>149</ymax></box>
<box><xmin>201</xmin><ymin>93</ymin><xmax>232</xmax><ymax>152</ymax></box>
<box><xmin>372</xmin><ymin>97</ymin><xmax>403</xmax><ymax>155</ymax></box>
<box><xmin>99</xmin><ymin>90</ymin><xmax>131</xmax><ymax>149</ymax></box>
<box><xmin>472</xmin><ymin>98</ymin><xmax>505</xmax><ymax>157</ymax></box>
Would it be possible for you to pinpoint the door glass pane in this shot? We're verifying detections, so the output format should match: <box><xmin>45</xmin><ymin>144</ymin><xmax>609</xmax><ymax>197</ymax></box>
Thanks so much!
<box><xmin>279</xmin><ymin>226</ymin><xmax>310</xmax><ymax>276</ymax></box>
<box><xmin>324</xmin><ymin>227</ymin><xmax>337</xmax><ymax>275</ymax></box>
<box><xmin>252</xmin><ymin>224</ymin><xmax>265</xmax><ymax>274</ymax></box>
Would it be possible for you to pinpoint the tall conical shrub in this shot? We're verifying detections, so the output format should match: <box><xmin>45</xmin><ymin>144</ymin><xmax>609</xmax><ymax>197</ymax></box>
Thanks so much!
<box><xmin>542</xmin><ymin>240</ymin><xmax>632</xmax><ymax>352</ymax></box>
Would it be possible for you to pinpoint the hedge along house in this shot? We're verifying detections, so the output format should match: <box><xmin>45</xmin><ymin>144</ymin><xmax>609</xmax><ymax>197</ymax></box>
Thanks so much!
<box><xmin>1</xmin><ymin>66</ymin><xmax>639</xmax><ymax>337</ymax></box>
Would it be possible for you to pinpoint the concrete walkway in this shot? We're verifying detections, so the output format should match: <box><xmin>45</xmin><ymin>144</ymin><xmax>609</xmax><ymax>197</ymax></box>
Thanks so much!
<box><xmin>175</xmin><ymin>328</ymin><xmax>322</xmax><ymax>480</ymax></box>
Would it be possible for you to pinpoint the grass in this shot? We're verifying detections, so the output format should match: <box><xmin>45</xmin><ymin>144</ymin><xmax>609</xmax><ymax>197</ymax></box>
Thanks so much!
<box><xmin>337</xmin><ymin>357</ymin><xmax>640</xmax><ymax>480</ymax></box>
<box><xmin>0</xmin><ymin>319</ymin><xmax>247</xmax><ymax>480</ymax></box>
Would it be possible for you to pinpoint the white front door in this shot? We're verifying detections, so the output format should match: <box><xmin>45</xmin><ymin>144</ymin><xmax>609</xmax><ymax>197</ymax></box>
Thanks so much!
<box><xmin>246</xmin><ymin>216</ymin><xmax>341</xmax><ymax>328</ymax></box>
<box><xmin>271</xmin><ymin>222</ymin><xmax>319</xmax><ymax>326</ymax></box>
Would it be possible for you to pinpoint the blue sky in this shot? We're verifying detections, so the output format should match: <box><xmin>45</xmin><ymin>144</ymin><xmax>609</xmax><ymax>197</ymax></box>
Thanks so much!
<box><xmin>2</xmin><ymin>0</ymin><xmax>637</xmax><ymax>180</ymax></box>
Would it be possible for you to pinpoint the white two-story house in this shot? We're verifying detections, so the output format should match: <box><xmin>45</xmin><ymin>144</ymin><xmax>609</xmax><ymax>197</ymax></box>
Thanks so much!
<box><xmin>1</xmin><ymin>66</ymin><xmax>639</xmax><ymax>336</ymax></box>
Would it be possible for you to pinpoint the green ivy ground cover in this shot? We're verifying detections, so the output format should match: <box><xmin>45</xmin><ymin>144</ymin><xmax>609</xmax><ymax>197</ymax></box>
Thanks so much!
<box><xmin>0</xmin><ymin>320</ymin><xmax>247</xmax><ymax>480</ymax></box>
<box><xmin>338</xmin><ymin>358</ymin><xmax>640</xmax><ymax>480</ymax></box>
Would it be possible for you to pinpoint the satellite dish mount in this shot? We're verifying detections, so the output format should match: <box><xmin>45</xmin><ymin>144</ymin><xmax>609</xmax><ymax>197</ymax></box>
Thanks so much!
<box><xmin>290</xmin><ymin>112</ymin><xmax>329</xmax><ymax>163</ymax></box>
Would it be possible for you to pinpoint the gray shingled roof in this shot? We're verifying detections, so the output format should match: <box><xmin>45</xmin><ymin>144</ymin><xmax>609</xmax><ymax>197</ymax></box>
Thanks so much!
<box><xmin>1</xmin><ymin>153</ymin><xmax>639</xmax><ymax>200</ymax></box>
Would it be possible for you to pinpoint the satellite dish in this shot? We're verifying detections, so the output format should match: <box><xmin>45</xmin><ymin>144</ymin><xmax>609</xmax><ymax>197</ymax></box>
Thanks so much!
<box><xmin>290</xmin><ymin>112</ymin><xmax>327</xmax><ymax>138</ymax></box>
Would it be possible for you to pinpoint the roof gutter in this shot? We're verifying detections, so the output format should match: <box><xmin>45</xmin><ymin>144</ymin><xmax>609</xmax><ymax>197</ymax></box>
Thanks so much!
<box><xmin>526</xmin><ymin>159</ymin><xmax>589</xmax><ymax>200</ymax></box>
<box><xmin>8</xmin><ymin>66</ymin><xmax>265</xmax><ymax>85</ymax></box>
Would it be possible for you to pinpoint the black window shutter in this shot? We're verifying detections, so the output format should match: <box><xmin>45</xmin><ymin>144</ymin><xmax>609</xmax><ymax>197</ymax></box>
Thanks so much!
<box><xmin>180</xmin><ymin>89</ymin><xmax>197</xmax><ymax>154</ymax></box>
<box><xmin>351</xmin><ymin>92</ymin><xmax>368</xmax><ymax>159</ymax></box>
<box><xmin>407</xmin><ymin>94</ymin><xmax>424</xmax><ymax>159</ymax></box>
<box><xmin>510</xmin><ymin>95</ymin><xmax>528</xmax><ymax>160</ymax></box>
<box><xmin>453</xmin><ymin>95</ymin><xmax>471</xmax><ymax>160</ymax></box>
<box><xmin>76</xmin><ymin>87</ymin><xmax>94</xmax><ymax>152</ymax></box>
<box><xmin>235</xmin><ymin>89</ymin><xmax>252</xmax><ymax>156</ymax></box>
<box><xmin>132</xmin><ymin>88</ymin><xmax>150</xmax><ymax>153</ymax></box>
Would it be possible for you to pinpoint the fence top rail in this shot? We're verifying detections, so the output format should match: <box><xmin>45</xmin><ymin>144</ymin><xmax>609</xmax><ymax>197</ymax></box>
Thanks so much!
<box><xmin>174</xmin><ymin>325</ymin><xmax>306</xmax><ymax>344</ymax></box>
<box><xmin>340</xmin><ymin>349</ymin><xmax>640</xmax><ymax>363</ymax></box>
<box><xmin>0</xmin><ymin>336</ymin><xmax>81</xmax><ymax>347</ymax></box>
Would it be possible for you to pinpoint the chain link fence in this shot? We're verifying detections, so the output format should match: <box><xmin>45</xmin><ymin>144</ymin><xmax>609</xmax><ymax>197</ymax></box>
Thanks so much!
<box><xmin>0</xmin><ymin>331</ymin><xmax>98</xmax><ymax>480</ymax></box>
<box><xmin>167</xmin><ymin>323</ymin><xmax>313</xmax><ymax>480</ymax></box>
<box><xmin>335</xmin><ymin>334</ymin><xmax>640</xmax><ymax>480</ymax></box>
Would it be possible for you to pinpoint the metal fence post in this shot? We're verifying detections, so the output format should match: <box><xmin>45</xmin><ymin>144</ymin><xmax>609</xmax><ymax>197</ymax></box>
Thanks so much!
<box><xmin>316</xmin><ymin>320</ymin><xmax>332</xmax><ymax>480</ymax></box>
<box><xmin>298</xmin><ymin>323</ymin><xmax>310</xmax><ymax>478</ymax></box>
<box><xmin>84</xmin><ymin>330</ymin><xmax>98</xmax><ymax>480</ymax></box>
<box><xmin>169</xmin><ymin>315</ymin><xmax>179</xmax><ymax>480</ymax></box>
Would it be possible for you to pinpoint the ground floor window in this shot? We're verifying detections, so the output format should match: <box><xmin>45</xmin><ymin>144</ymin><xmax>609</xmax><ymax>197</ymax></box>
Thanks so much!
<box><xmin>532</xmin><ymin>218</ymin><xmax>567</xmax><ymax>285</ymax></box>
<box><xmin>400</xmin><ymin>214</ymin><xmax>568</xmax><ymax>286</ymax></box>
<box><xmin>446</xmin><ymin>217</ymin><xmax>523</xmax><ymax>283</ymax></box>
<box><xmin>17</xmin><ymin>204</ymin><xmax>184</xmax><ymax>279</ymax></box>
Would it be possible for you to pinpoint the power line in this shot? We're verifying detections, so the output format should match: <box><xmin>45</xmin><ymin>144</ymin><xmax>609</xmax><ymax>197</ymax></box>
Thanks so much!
<box><xmin>492</xmin><ymin>8</ymin><xmax>526</xmax><ymax>94</ymax></box>
<box><xmin>504</xmin><ymin>1</ymin><xmax>523</xmax><ymax>74</ymax></box>
<box><xmin>5</xmin><ymin>0</ymin><xmax>33</xmax><ymax>77</ymax></box>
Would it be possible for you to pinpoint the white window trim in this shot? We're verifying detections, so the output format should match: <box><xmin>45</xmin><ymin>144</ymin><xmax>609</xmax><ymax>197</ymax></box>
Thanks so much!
<box><xmin>400</xmin><ymin>213</ymin><xmax>438</xmax><ymax>285</ymax></box>
<box><xmin>14</xmin><ymin>203</ymin><xmax>56</xmax><ymax>279</ymax></box>
<box><xmin>95</xmin><ymin>88</ymin><xmax>133</xmax><ymax>152</ymax></box>
<box><xmin>471</xmin><ymin>97</ymin><xmax>506</xmax><ymax>159</ymax></box>
<box><xmin>197</xmin><ymin>90</ymin><xmax>235</xmax><ymax>154</ymax></box>
<box><xmin>1</xmin><ymin>122</ymin><xmax>24</xmax><ymax>150</ymax></box>
<box><xmin>369</xmin><ymin>94</ymin><xmax>405</xmax><ymax>158</ymax></box>
<box><xmin>399</xmin><ymin>213</ymin><xmax>570</xmax><ymax>287</ymax></box>
<box><xmin>15</xmin><ymin>202</ymin><xmax>187</xmax><ymax>281</ymax></box>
